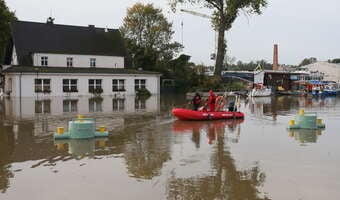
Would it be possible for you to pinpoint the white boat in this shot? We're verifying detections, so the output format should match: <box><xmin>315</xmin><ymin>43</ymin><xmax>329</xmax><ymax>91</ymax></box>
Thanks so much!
<box><xmin>249</xmin><ymin>87</ymin><xmax>272</xmax><ymax>97</ymax></box>
<box><xmin>322</xmin><ymin>83</ymin><xmax>340</xmax><ymax>95</ymax></box>
<box><xmin>249</xmin><ymin>68</ymin><xmax>272</xmax><ymax>97</ymax></box>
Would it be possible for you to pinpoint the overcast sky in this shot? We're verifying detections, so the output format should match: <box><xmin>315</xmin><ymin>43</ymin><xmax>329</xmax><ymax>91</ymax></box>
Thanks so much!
<box><xmin>5</xmin><ymin>0</ymin><xmax>340</xmax><ymax>66</ymax></box>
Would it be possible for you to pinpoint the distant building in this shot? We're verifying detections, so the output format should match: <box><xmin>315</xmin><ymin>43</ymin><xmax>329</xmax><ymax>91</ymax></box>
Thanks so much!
<box><xmin>300</xmin><ymin>61</ymin><xmax>340</xmax><ymax>82</ymax></box>
<box><xmin>2</xmin><ymin>20</ymin><xmax>161</xmax><ymax>97</ymax></box>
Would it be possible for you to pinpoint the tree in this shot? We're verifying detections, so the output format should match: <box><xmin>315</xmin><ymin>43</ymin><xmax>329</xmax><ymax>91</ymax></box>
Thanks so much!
<box><xmin>0</xmin><ymin>0</ymin><xmax>16</xmax><ymax>63</ymax></box>
<box><xmin>169</xmin><ymin>0</ymin><xmax>267</xmax><ymax>77</ymax></box>
<box><xmin>328</xmin><ymin>58</ymin><xmax>340</xmax><ymax>64</ymax></box>
<box><xmin>120</xmin><ymin>3</ymin><xmax>182</xmax><ymax>71</ymax></box>
<box><xmin>298</xmin><ymin>57</ymin><xmax>317</xmax><ymax>66</ymax></box>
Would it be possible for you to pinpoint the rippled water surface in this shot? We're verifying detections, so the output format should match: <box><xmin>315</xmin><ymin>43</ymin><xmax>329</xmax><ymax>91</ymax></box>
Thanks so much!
<box><xmin>0</xmin><ymin>94</ymin><xmax>340</xmax><ymax>200</ymax></box>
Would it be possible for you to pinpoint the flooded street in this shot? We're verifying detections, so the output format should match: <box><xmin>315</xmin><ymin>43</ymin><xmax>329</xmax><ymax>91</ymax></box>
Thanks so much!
<box><xmin>0</xmin><ymin>94</ymin><xmax>340</xmax><ymax>200</ymax></box>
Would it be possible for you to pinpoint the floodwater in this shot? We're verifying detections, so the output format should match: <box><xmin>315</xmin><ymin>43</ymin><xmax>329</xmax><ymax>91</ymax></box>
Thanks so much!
<box><xmin>0</xmin><ymin>94</ymin><xmax>340</xmax><ymax>200</ymax></box>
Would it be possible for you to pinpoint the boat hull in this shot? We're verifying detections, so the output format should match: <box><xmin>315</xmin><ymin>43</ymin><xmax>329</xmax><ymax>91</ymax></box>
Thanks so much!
<box><xmin>172</xmin><ymin>108</ymin><xmax>244</xmax><ymax>121</ymax></box>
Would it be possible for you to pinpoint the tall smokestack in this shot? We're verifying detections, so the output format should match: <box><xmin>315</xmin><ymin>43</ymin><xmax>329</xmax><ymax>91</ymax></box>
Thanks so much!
<box><xmin>273</xmin><ymin>44</ymin><xmax>279</xmax><ymax>70</ymax></box>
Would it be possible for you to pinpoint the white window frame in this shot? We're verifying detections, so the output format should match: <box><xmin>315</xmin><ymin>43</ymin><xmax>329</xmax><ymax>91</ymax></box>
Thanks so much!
<box><xmin>66</xmin><ymin>57</ymin><xmax>73</xmax><ymax>67</ymax></box>
<box><xmin>34</xmin><ymin>79</ymin><xmax>51</xmax><ymax>93</ymax></box>
<box><xmin>63</xmin><ymin>79</ymin><xmax>78</xmax><ymax>92</ymax></box>
<box><xmin>112</xmin><ymin>79</ymin><xmax>125</xmax><ymax>91</ymax></box>
<box><xmin>135</xmin><ymin>79</ymin><xmax>146</xmax><ymax>91</ymax></box>
<box><xmin>88</xmin><ymin>79</ymin><xmax>102</xmax><ymax>92</ymax></box>
<box><xmin>90</xmin><ymin>58</ymin><xmax>96</xmax><ymax>67</ymax></box>
<box><xmin>41</xmin><ymin>56</ymin><xmax>48</xmax><ymax>66</ymax></box>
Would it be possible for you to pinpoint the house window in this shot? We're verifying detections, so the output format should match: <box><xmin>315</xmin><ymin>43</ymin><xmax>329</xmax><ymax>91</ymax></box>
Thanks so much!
<box><xmin>67</xmin><ymin>57</ymin><xmax>73</xmax><ymax>67</ymax></box>
<box><xmin>63</xmin><ymin>99</ymin><xmax>78</xmax><ymax>113</ymax></box>
<box><xmin>135</xmin><ymin>79</ymin><xmax>146</xmax><ymax>91</ymax></box>
<box><xmin>112</xmin><ymin>79</ymin><xmax>125</xmax><ymax>91</ymax></box>
<box><xmin>63</xmin><ymin>79</ymin><xmax>78</xmax><ymax>92</ymax></box>
<box><xmin>88</xmin><ymin>79</ymin><xmax>102</xmax><ymax>93</ymax></box>
<box><xmin>35</xmin><ymin>99</ymin><xmax>51</xmax><ymax>113</ymax></box>
<box><xmin>112</xmin><ymin>98</ymin><xmax>125</xmax><ymax>111</ymax></box>
<box><xmin>34</xmin><ymin>79</ymin><xmax>51</xmax><ymax>93</ymax></box>
<box><xmin>90</xmin><ymin>58</ymin><xmax>96</xmax><ymax>67</ymax></box>
<box><xmin>41</xmin><ymin>56</ymin><xmax>48</xmax><ymax>66</ymax></box>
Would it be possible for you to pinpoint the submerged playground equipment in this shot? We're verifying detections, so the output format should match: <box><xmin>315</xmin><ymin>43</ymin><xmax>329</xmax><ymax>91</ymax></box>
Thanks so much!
<box><xmin>288</xmin><ymin>109</ymin><xmax>325</xmax><ymax>129</ymax></box>
<box><xmin>54</xmin><ymin>115</ymin><xmax>109</xmax><ymax>139</ymax></box>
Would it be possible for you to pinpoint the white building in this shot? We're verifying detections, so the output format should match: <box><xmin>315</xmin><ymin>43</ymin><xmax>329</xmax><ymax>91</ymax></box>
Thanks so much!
<box><xmin>300</xmin><ymin>61</ymin><xmax>340</xmax><ymax>82</ymax></box>
<box><xmin>2</xmin><ymin>20</ymin><xmax>161</xmax><ymax>97</ymax></box>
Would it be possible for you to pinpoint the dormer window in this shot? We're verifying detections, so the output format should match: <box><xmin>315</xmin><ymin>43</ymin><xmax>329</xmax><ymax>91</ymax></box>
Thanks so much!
<box><xmin>67</xmin><ymin>57</ymin><xmax>73</xmax><ymax>67</ymax></box>
<box><xmin>41</xmin><ymin>56</ymin><xmax>48</xmax><ymax>66</ymax></box>
<box><xmin>90</xmin><ymin>58</ymin><xmax>96</xmax><ymax>67</ymax></box>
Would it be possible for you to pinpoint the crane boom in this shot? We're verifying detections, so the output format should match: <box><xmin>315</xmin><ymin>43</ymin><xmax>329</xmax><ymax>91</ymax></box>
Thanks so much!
<box><xmin>180</xmin><ymin>9</ymin><xmax>211</xmax><ymax>19</ymax></box>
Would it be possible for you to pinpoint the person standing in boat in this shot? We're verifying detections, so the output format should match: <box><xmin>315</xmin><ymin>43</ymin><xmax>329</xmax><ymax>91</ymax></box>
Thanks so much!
<box><xmin>207</xmin><ymin>90</ymin><xmax>216</xmax><ymax>111</ymax></box>
<box><xmin>191</xmin><ymin>92</ymin><xmax>202</xmax><ymax>111</ymax></box>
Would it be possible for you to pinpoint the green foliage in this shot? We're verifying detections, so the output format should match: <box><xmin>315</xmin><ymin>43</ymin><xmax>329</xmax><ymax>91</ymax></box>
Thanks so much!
<box><xmin>328</xmin><ymin>58</ymin><xmax>340</xmax><ymax>63</ymax></box>
<box><xmin>0</xmin><ymin>0</ymin><xmax>16</xmax><ymax>63</ymax></box>
<box><xmin>298</xmin><ymin>57</ymin><xmax>317</xmax><ymax>66</ymax></box>
<box><xmin>226</xmin><ymin>59</ymin><xmax>272</xmax><ymax>71</ymax></box>
<box><xmin>120</xmin><ymin>3</ymin><xmax>182</xmax><ymax>71</ymax></box>
<box><xmin>89</xmin><ymin>87</ymin><xmax>103</xmax><ymax>95</ymax></box>
<box><xmin>136</xmin><ymin>88</ymin><xmax>151</xmax><ymax>98</ymax></box>
<box><xmin>169</xmin><ymin>0</ymin><xmax>267</xmax><ymax>77</ymax></box>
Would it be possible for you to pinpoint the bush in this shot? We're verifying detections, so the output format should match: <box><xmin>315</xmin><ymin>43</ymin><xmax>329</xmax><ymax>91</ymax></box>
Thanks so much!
<box><xmin>136</xmin><ymin>88</ymin><xmax>151</xmax><ymax>98</ymax></box>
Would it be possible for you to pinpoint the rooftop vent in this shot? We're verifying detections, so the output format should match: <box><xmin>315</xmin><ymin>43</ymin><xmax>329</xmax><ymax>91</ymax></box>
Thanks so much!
<box><xmin>88</xmin><ymin>24</ymin><xmax>95</xmax><ymax>29</ymax></box>
<box><xmin>46</xmin><ymin>17</ymin><xmax>55</xmax><ymax>24</ymax></box>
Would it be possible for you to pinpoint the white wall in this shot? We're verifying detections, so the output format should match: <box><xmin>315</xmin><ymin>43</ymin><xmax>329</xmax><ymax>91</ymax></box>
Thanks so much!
<box><xmin>32</xmin><ymin>53</ymin><xmax>124</xmax><ymax>68</ymax></box>
<box><xmin>5</xmin><ymin>73</ymin><xmax>160</xmax><ymax>97</ymax></box>
<box><xmin>11</xmin><ymin>46</ymin><xmax>18</xmax><ymax>65</ymax></box>
<box><xmin>4</xmin><ymin>95</ymin><xmax>160</xmax><ymax>120</ymax></box>
<box><xmin>305</xmin><ymin>62</ymin><xmax>340</xmax><ymax>82</ymax></box>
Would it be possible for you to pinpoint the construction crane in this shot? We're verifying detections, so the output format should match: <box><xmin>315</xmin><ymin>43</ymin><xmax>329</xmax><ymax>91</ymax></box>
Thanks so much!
<box><xmin>180</xmin><ymin>9</ymin><xmax>217</xmax><ymax>60</ymax></box>
<box><xmin>180</xmin><ymin>9</ymin><xmax>211</xmax><ymax>19</ymax></box>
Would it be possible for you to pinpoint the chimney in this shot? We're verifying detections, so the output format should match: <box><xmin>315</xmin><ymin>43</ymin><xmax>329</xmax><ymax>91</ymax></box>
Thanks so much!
<box><xmin>273</xmin><ymin>44</ymin><xmax>279</xmax><ymax>70</ymax></box>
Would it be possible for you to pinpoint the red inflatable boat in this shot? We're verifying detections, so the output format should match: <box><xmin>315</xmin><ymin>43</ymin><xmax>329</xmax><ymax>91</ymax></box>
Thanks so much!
<box><xmin>172</xmin><ymin>108</ymin><xmax>245</xmax><ymax>121</ymax></box>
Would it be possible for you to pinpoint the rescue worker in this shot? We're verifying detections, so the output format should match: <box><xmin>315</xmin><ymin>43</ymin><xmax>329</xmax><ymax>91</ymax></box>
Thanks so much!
<box><xmin>207</xmin><ymin>90</ymin><xmax>216</xmax><ymax>112</ymax></box>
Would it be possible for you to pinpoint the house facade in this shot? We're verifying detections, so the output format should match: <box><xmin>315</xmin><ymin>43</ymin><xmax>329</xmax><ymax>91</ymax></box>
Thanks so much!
<box><xmin>2</xmin><ymin>20</ymin><xmax>161</xmax><ymax>97</ymax></box>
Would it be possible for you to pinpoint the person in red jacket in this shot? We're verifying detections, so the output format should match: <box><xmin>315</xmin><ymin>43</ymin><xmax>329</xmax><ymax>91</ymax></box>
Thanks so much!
<box><xmin>207</xmin><ymin>90</ymin><xmax>216</xmax><ymax>111</ymax></box>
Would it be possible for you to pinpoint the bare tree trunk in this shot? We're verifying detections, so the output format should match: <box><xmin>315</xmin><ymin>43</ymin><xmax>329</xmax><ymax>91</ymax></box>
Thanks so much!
<box><xmin>214</xmin><ymin>21</ymin><xmax>226</xmax><ymax>78</ymax></box>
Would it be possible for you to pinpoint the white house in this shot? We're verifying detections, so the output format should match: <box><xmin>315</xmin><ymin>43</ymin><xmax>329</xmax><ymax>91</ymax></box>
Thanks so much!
<box><xmin>2</xmin><ymin>20</ymin><xmax>161</xmax><ymax>97</ymax></box>
<box><xmin>300</xmin><ymin>61</ymin><xmax>340</xmax><ymax>82</ymax></box>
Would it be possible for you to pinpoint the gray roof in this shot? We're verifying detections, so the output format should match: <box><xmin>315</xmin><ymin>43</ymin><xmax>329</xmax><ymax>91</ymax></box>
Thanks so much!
<box><xmin>3</xmin><ymin>65</ymin><xmax>161</xmax><ymax>75</ymax></box>
<box><xmin>10</xmin><ymin>21</ymin><xmax>127</xmax><ymax>66</ymax></box>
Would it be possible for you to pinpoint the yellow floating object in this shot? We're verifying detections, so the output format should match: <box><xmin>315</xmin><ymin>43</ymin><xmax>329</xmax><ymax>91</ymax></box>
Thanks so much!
<box><xmin>316</xmin><ymin>118</ymin><xmax>323</xmax><ymax>125</ymax></box>
<box><xmin>289</xmin><ymin>119</ymin><xmax>295</xmax><ymax>126</ymax></box>
<box><xmin>98</xmin><ymin>140</ymin><xmax>106</xmax><ymax>147</ymax></box>
<box><xmin>298</xmin><ymin>109</ymin><xmax>304</xmax><ymax>115</ymax></box>
<box><xmin>99</xmin><ymin>126</ymin><xmax>105</xmax><ymax>133</ymax></box>
<box><xmin>56</xmin><ymin>143</ymin><xmax>65</xmax><ymax>150</ymax></box>
<box><xmin>77</xmin><ymin>114</ymin><xmax>84</xmax><ymax>122</ymax></box>
<box><xmin>57</xmin><ymin>127</ymin><xmax>64</xmax><ymax>135</ymax></box>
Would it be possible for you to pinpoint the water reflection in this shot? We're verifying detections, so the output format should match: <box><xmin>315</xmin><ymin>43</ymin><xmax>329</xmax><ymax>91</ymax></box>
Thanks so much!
<box><xmin>54</xmin><ymin>138</ymin><xmax>107</xmax><ymax>158</ymax></box>
<box><xmin>168</xmin><ymin>119</ymin><xmax>267</xmax><ymax>200</ymax></box>
<box><xmin>1</xmin><ymin>95</ymin><xmax>160</xmax><ymax>120</ymax></box>
<box><xmin>288</xmin><ymin>129</ymin><xmax>324</xmax><ymax>145</ymax></box>
<box><xmin>173</xmin><ymin>119</ymin><xmax>244</xmax><ymax>147</ymax></box>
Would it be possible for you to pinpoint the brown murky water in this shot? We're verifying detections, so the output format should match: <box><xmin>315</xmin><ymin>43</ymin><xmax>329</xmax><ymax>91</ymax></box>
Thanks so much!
<box><xmin>0</xmin><ymin>94</ymin><xmax>340</xmax><ymax>200</ymax></box>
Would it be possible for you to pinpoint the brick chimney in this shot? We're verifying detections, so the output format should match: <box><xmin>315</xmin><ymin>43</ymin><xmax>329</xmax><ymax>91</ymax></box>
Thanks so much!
<box><xmin>273</xmin><ymin>44</ymin><xmax>278</xmax><ymax>70</ymax></box>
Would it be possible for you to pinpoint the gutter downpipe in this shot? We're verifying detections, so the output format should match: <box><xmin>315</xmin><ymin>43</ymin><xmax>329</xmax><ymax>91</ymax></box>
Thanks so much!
<box><xmin>19</xmin><ymin>71</ymin><xmax>22</xmax><ymax>118</ymax></box>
